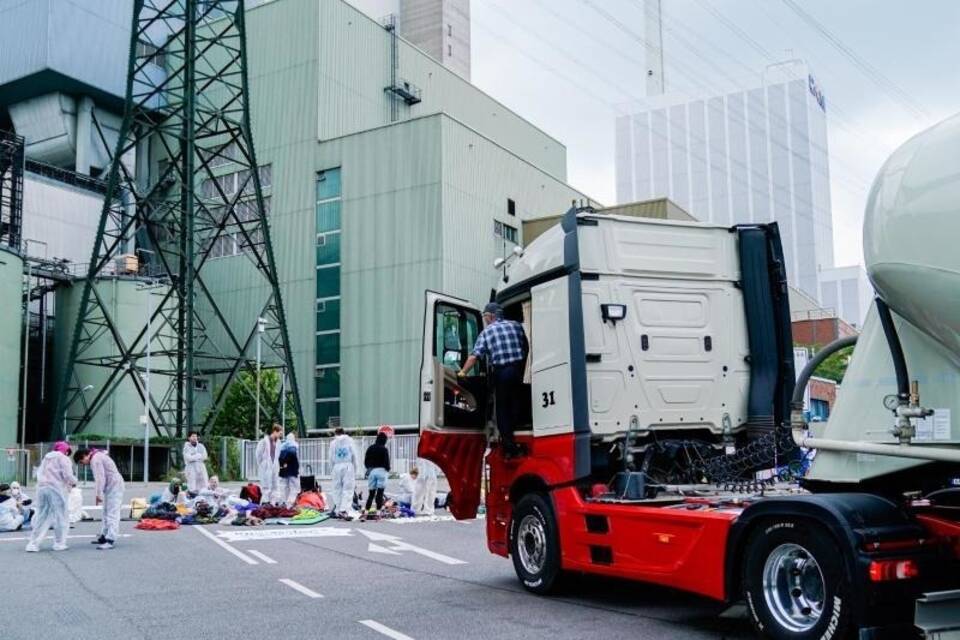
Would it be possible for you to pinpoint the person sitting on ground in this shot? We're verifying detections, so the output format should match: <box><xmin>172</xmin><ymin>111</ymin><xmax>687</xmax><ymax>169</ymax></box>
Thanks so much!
<box><xmin>9</xmin><ymin>482</ymin><xmax>33</xmax><ymax>526</ymax></box>
<box><xmin>198</xmin><ymin>475</ymin><xmax>228</xmax><ymax>509</ymax></box>
<box><xmin>361</xmin><ymin>432</ymin><xmax>390</xmax><ymax>519</ymax></box>
<box><xmin>0</xmin><ymin>484</ymin><xmax>25</xmax><ymax>532</ymax></box>
<box><xmin>395</xmin><ymin>467</ymin><xmax>418</xmax><ymax>509</ymax></box>
<box><xmin>278</xmin><ymin>432</ymin><xmax>300</xmax><ymax>508</ymax></box>
<box><xmin>161</xmin><ymin>478</ymin><xmax>186</xmax><ymax>505</ymax></box>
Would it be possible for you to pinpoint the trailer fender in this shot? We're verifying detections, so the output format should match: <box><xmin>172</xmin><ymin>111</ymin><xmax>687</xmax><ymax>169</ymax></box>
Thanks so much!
<box><xmin>725</xmin><ymin>493</ymin><xmax>914</xmax><ymax>605</ymax></box>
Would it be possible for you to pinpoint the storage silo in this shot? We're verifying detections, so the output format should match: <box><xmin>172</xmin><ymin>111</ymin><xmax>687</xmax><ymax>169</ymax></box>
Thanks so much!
<box><xmin>0</xmin><ymin>247</ymin><xmax>24</xmax><ymax>446</ymax></box>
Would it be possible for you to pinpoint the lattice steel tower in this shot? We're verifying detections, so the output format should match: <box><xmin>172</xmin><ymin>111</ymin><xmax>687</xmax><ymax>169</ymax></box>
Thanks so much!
<box><xmin>56</xmin><ymin>0</ymin><xmax>304</xmax><ymax>437</ymax></box>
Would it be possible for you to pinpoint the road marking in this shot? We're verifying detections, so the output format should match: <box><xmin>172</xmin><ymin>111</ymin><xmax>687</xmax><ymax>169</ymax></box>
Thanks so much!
<box><xmin>216</xmin><ymin>527</ymin><xmax>352</xmax><ymax>542</ymax></box>
<box><xmin>356</xmin><ymin>529</ymin><xmax>466</xmax><ymax>565</ymax></box>
<box><xmin>359</xmin><ymin>620</ymin><xmax>415</xmax><ymax>640</ymax></box>
<box><xmin>0</xmin><ymin>534</ymin><xmax>132</xmax><ymax>543</ymax></box>
<box><xmin>194</xmin><ymin>525</ymin><xmax>258</xmax><ymax>565</ymax></box>
<box><xmin>247</xmin><ymin>549</ymin><xmax>277</xmax><ymax>564</ymax></box>
<box><xmin>279</xmin><ymin>578</ymin><xmax>323</xmax><ymax>599</ymax></box>
<box><xmin>367</xmin><ymin>543</ymin><xmax>401</xmax><ymax>555</ymax></box>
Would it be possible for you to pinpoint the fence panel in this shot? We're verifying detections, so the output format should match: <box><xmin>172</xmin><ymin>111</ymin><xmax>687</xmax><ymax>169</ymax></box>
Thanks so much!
<box><xmin>241</xmin><ymin>434</ymin><xmax>429</xmax><ymax>481</ymax></box>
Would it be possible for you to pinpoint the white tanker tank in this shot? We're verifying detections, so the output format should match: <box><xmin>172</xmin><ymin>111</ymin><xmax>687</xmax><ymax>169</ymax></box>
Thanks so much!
<box><xmin>804</xmin><ymin>113</ymin><xmax>960</xmax><ymax>484</ymax></box>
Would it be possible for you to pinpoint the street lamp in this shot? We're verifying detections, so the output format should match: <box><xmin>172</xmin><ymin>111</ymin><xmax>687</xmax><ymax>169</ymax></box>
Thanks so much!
<box><xmin>136</xmin><ymin>248</ymin><xmax>157</xmax><ymax>484</ymax></box>
<box><xmin>255</xmin><ymin>316</ymin><xmax>268</xmax><ymax>439</ymax></box>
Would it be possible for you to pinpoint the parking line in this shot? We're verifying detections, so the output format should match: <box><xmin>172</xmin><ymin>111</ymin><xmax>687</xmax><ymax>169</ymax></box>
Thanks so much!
<box><xmin>279</xmin><ymin>578</ymin><xmax>323</xmax><ymax>599</ymax></box>
<box><xmin>194</xmin><ymin>526</ymin><xmax>258</xmax><ymax>565</ymax></box>
<box><xmin>359</xmin><ymin>620</ymin><xmax>415</xmax><ymax>640</ymax></box>
<box><xmin>248</xmin><ymin>549</ymin><xmax>277</xmax><ymax>564</ymax></box>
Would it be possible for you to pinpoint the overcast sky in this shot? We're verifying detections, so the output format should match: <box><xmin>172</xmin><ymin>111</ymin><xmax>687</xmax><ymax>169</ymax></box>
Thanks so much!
<box><xmin>352</xmin><ymin>0</ymin><xmax>960</xmax><ymax>267</ymax></box>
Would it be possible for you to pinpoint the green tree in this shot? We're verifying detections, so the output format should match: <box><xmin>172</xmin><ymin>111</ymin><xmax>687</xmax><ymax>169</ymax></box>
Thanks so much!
<box><xmin>813</xmin><ymin>346</ymin><xmax>854</xmax><ymax>383</ymax></box>
<box><xmin>207</xmin><ymin>369</ymin><xmax>298</xmax><ymax>439</ymax></box>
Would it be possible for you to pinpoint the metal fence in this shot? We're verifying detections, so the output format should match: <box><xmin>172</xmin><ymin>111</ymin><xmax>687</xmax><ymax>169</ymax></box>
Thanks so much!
<box><xmin>22</xmin><ymin>441</ymin><xmax>175</xmax><ymax>485</ymax></box>
<box><xmin>242</xmin><ymin>434</ymin><xmax>426</xmax><ymax>481</ymax></box>
<box><xmin>0</xmin><ymin>448</ymin><xmax>30</xmax><ymax>484</ymax></box>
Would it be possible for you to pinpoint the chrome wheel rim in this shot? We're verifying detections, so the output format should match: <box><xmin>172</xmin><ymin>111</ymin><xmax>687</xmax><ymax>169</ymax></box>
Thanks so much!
<box><xmin>517</xmin><ymin>514</ymin><xmax>547</xmax><ymax>575</ymax></box>
<box><xmin>761</xmin><ymin>542</ymin><xmax>826</xmax><ymax>633</ymax></box>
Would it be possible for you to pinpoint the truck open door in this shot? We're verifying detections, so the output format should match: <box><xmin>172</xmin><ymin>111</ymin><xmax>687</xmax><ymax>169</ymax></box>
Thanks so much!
<box><xmin>417</xmin><ymin>291</ymin><xmax>488</xmax><ymax>519</ymax></box>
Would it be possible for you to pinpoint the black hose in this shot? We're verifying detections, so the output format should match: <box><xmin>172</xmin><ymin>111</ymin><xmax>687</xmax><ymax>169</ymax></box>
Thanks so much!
<box><xmin>790</xmin><ymin>335</ymin><xmax>858</xmax><ymax>410</ymax></box>
<box><xmin>875</xmin><ymin>298</ymin><xmax>910</xmax><ymax>402</ymax></box>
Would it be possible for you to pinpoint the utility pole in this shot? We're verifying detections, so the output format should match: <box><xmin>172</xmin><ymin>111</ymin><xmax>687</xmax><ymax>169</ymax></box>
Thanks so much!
<box><xmin>644</xmin><ymin>0</ymin><xmax>665</xmax><ymax>96</ymax></box>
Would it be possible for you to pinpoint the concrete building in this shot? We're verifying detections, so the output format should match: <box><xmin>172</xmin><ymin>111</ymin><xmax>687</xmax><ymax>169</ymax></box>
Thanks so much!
<box><xmin>0</xmin><ymin>0</ymin><xmax>591</xmax><ymax>439</ymax></box>
<box><xmin>399</xmin><ymin>0</ymin><xmax>470</xmax><ymax>80</ymax></box>
<box><xmin>615</xmin><ymin>61</ymin><xmax>834</xmax><ymax>302</ymax></box>
<box><xmin>819</xmin><ymin>264</ymin><xmax>873</xmax><ymax>329</ymax></box>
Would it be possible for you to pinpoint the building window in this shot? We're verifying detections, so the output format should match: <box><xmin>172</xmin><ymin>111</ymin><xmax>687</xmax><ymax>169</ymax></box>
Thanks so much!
<box><xmin>316</xmin><ymin>168</ymin><xmax>342</xmax><ymax>427</ymax></box>
<box><xmin>507</xmin><ymin>198</ymin><xmax>516</xmax><ymax>216</ymax></box>
<box><xmin>448</xmin><ymin>24</ymin><xmax>452</xmax><ymax>37</ymax></box>
<box><xmin>448</xmin><ymin>44</ymin><xmax>452</xmax><ymax>57</ymax></box>
<box><xmin>494</xmin><ymin>220</ymin><xmax>519</xmax><ymax>244</ymax></box>
<box><xmin>136</xmin><ymin>40</ymin><xmax>167</xmax><ymax>68</ymax></box>
<box><xmin>193</xmin><ymin>378</ymin><xmax>210</xmax><ymax>392</ymax></box>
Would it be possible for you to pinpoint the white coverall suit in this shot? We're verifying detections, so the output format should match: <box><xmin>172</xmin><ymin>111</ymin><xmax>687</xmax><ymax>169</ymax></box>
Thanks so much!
<box><xmin>414</xmin><ymin>458</ymin><xmax>439</xmax><ymax>516</ymax></box>
<box><xmin>182</xmin><ymin>442</ymin><xmax>210</xmax><ymax>493</ymax></box>
<box><xmin>89</xmin><ymin>450</ymin><xmax>125</xmax><ymax>543</ymax></box>
<box><xmin>255</xmin><ymin>435</ymin><xmax>281</xmax><ymax>504</ymax></box>
<box><xmin>28</xmin><ymin>451</ymin><xmax>77</xmax><ymax>550</ymax></box>
<box><xmin>328</xmin><ymin>434</ymin><xmax>357</xmax><ymax>514</ymax></box>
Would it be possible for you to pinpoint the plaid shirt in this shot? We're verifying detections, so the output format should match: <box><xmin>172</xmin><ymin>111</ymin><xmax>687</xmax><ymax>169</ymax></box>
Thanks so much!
<box><xmin>472</xmin><ymin>319</ymin><xmax>528</xmax><ymax>366</ymax></box>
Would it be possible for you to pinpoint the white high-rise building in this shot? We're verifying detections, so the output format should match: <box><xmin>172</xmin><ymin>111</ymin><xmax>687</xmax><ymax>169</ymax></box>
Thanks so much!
<box><xmin>615</xmin><ymin>62</ymin><xmax>834</xmax><ymax>301</ymax></box>
<box><xmin>819</xmin><ymin>265</ymin><xmax>873</xmax><ymax>330</ymax></box>
<box><xmin>399</xmin><ymin>0</ymin><xmax>471</xmax><ymax>80</ymax></box>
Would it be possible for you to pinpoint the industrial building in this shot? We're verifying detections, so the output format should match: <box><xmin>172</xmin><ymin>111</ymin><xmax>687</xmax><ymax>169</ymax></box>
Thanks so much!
<box><xmin>615</xmin><ymin>60</ymin><xmax>835</xmax><ymax>303</ymax></box>
<box><xmin>0</xmin><ymin>0</ymin><xmax>592</xmax><ymax>442</ymax></box>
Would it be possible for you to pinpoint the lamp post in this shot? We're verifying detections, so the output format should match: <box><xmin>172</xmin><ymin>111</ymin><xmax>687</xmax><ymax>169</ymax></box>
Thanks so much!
<box><xmin>136</xmin><ymin>248</ymin><xmax>156</xmax><ymax>484</ymax></box>
<box><xmin>255</xmin><ymin>316</ymin><xmax>267</xmax><ymax>439</ymax></box>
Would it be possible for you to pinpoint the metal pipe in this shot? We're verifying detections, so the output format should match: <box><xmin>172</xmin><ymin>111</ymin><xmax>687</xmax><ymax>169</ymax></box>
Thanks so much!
<box><xmin>18</xmin><ymin>263</ymin><xmax>30</xmax><ymax>484</ymax></box>
<box><xmin>790</xmin><ymin>335</ymin><xmax>858</xmax><ymax>410</ymax></box>
<box><xmin>794</xmin><ymin>433</ymin><xmax>960</xmax><ymax>464</ymax></box>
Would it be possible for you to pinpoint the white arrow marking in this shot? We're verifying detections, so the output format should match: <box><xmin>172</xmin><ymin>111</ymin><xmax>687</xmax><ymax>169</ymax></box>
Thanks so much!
<box><xmin>367</xmin><ymin>543</ymin><xmax>402</xmax><ymax>556</ymax></box>
<box><xmin>388</xmin><ymin>539</ymin><xmax>467</xmax><ymax>565</ymax></box>
<box><xmin>356</xmin><ymin>529</ymin><xmax>402</xmax><ymax>543</ymax></box>
<box><xmin>356</xmin><ymin>528</ymin><xmax>466</xmax><ymax>565</ymax></box>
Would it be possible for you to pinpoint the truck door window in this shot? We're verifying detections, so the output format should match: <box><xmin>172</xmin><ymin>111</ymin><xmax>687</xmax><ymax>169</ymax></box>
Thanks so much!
<box><xmin>435</xmin><ymin>304</ymin><xmax>480</xmax><ymax>372</ymax></box>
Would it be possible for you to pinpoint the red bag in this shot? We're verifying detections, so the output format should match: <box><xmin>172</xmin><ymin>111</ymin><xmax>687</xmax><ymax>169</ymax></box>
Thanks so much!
<box><xmin>295</xmin><ymin>491</ymin><xmax>325</xmax><ymax>511</ymax></box>
<box><xmin>239</xmin><ymin>483</ymin><xmax>262</xmax><ymax>504</ymax></box>
<box><xmin>135</xmin><ymin>518</ymin><xmax>180</xmax><ymax>531</ymax></box>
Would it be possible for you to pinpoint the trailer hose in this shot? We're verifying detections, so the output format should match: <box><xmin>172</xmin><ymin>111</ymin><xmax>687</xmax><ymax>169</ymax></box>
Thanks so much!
<box><xmin>790</xmin><ymin>335</ymin><xmax>858</xmax><ymax>413</ymax></box>
<box><xmin>875</xmin><ymin>298</ymin><xmax>910</xmax><ymax>403</ymax></box>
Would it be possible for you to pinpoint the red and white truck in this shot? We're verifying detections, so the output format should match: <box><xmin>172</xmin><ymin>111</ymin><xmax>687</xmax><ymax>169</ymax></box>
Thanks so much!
<box><xmin>419</xmin><ymin>114</ymin><xmax>960</xmax><ymax>639</ymax></box>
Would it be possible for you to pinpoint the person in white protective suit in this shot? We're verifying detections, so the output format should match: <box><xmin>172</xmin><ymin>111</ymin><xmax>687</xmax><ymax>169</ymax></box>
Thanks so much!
<box><xmin>182</xmin><ymin>431</ymin><xmax>210</xmax><ymax>493</ymax></box>
<box><xmin>255</xmin><ymin>424</ymin><xmax>283</xmax><ymax>505</ymax></box>
<box><xmin>26</xmin><ymin>441</ymin><xmax>77</xmax><ymax>552</ymax></box>
<box><xmin>0</xmin><ymin>484</ymin><xmax>25</xmax><ymax>531</ymax></box>
<box><xmin>74</xmin><ymin>448</ymin><xmax>125</xmax><ymax>550</ymax></box>
<box><xmin>413</xmin><ymin>458</ymin><xmax>439</xmax><ymax>516</ymax></box>
<box><xmin>328</xmin><ymin>426</ymin><xmax>357</xmax><ymax>518</ymax></box>
<box><xmin>395</xmin><ymin>468</ymin><xmax>418</xmax><ymax>508</ymax></box>
<box><xmin>278</xmin><ymin>432</ymin><xmax>300</xmax><ymax>508</ymax></box>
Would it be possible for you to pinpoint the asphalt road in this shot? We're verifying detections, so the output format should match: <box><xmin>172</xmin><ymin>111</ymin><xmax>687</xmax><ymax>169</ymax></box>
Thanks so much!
<box><xmin>0</xmin><ymin>486</ymin><xmax>754</xmax><ymax>640</ymax></box>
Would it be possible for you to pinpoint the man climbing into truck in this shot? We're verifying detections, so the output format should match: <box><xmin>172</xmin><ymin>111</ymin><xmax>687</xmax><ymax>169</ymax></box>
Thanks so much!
<box><xmin>457</xmin><ymin>302</ymin><xmax>528</xmax><ymax>458</ymax></box>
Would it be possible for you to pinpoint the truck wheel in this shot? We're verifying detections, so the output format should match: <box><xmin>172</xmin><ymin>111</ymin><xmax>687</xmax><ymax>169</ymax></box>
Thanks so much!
<box><xmin>510</xmin><ymin>493</ymin><xmax>561</xmax><ymax>594</ymax></box>
<box><xmin>742</xmin><ymin>519</ymin><xmax>852</xmax><ymax>640</ymax></box>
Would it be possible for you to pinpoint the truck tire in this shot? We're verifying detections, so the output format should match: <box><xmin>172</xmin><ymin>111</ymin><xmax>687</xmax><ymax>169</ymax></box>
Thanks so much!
<box><xmin>742</xmin><ymin>519</ymin><xmax>853</xmax><ymax>640</ymax></box>
<box><xmin>510</xmin><ymin>492</ymin><xmax>562</xmax><ymax>594</ymax></box>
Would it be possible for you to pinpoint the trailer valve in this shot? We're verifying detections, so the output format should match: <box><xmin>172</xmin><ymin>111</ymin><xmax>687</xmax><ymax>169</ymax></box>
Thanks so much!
<box><xmin>868</xmin><ymin>559</ymin><xmax>920</xmax><ymax>582</ymax></box>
